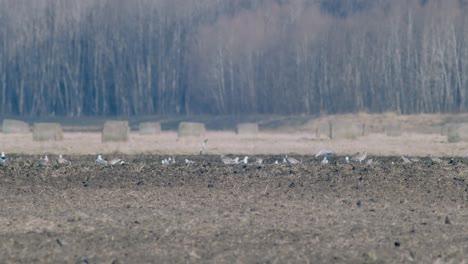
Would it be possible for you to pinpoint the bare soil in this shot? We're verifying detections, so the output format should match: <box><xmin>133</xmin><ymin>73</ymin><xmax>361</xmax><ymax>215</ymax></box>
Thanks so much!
<box><xmin>0</xmin><ymin>155</ymin><xmax>467</xmax><ymax>263</ymax></box>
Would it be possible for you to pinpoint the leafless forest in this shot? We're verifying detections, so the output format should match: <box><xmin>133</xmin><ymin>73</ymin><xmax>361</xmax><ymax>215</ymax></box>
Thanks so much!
<box><xmin>1</xmin><ymin>0</ymin><xmax>468</xmax><ymax>116</ymax></box>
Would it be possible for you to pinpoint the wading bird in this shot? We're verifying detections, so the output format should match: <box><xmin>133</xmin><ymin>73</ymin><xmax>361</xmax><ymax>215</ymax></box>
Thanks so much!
<box><xmin>285</xmin><ymin>155</ymin><xmax>301</xmax><ymax>165</ymax></box>
<box><xmin>57</xmin><ymin>155</ymin><xmax>70</xmax><ymax>165</ymax></box>
<box><xmin>96</xmin><ymin>155</ymin><xmax>108</xmax><ymax>165</ymax></box>
<box><xmin>429</xmin><ymin>155</ymin><xmax>443</xmax><ymax>164</ymax></box>
<box><xmin>109</xmin><ymin>158</ymin><xmax>125</xmax><ymax>166</ymax></box>
<box><xmin>0</xmin><ymin>152</ymin><xmax>7</xmax><ymax>164</ymax></box>
<box><xmin>199</xmin><ymin>138</ymin><xmax>208</xmax><ymax>155</ymax></box>
<box><xmin>401</xmin><ymin>156</ymin><xmax>411</xmax><ymax>164</ymax></box>
<box><xmin>38</xmin><ymin>155</ymin><xmax>50</xmax><ymax>167</ymax></box>
<box><xmin>255</xmin><ymin>157</ymin><xmax>263</xmax><ymax>165</ymax></box>
<box><xmin>321</xmin><ymin>155</ymin><xmax>329</xmax><ymax>165</ymax></box>
<box><xmin>317</xmin><ymin>150</ymin><xmax>332</xmax><ymax>164</ymax></box>
<box><xmin>221</xmin><ymin>155</ymin><xmax>239</xmax><ymax>165</ymax></box>
<box><xmin>315</xmin><ymin>149</ymin><xmax>333</xmax><ymax>158</ymax></box>
<box><xmin>351</xmin><ymin>152</ymin><xmax>367</xmax><ymax>164</ymax></box>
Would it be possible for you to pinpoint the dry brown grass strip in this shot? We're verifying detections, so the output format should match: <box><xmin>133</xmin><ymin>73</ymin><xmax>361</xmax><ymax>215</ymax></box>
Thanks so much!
<box><xmin>0</xmin><ymin>131</ymin><xmax>464</xmax><ymax>157</ymax></box>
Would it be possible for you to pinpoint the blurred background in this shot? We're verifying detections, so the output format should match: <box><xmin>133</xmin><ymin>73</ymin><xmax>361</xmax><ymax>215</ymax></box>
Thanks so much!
<box><xmin>0</xmin><ymin>0</ymin><xmax>466</xmax><ymax>117</ymax></box>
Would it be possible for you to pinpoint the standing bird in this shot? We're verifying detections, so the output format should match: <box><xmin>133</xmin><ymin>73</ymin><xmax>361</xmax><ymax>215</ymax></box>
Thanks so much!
<box><xmin>57</xmin><ymin>155</ymin><xmax>71</xmax><ymax>165</ymax></box>
<box><xmin>96</xmin><ymin>155</ymin><xmax>108</xmax><ymax>165</ymax></box>
<box><xmin>351</xmin><ymin>152</ymin><xmax>367</xmax><ymax>164</ymax></box>
<box><xmin>220</xmin><ymin>155</ymin><xmax>239</xmax><ymax>165</ymax></box>
<box><xmin>199</xmin><ymin>138</ymin><xmax>208</xmax><ymax>155</ymax></box>
<box><xmin>317</xmin><ymin>151</ymin><xmax>332</xmax><ymax>165</ymax></box>
<box><xmin>242</xmin><ymin>156</ymin><xmax>249</xmax><ymax>164</ymax></box>
<box><xmin>285</xmin><ymin>155</ymin><xmax>301</xmax><ymax>165</ymax></box>
<box><xmin>345</xmin><ymin>156</ymin><xmax>350</xmax><ymax>164</ymax></box>
<box><xmin>315</xmin><ymin>149</ymin><xmax>333</xmax><ymax>158</ymax></box>
<box><xmin>321</xmin><ymin>155</ymin><xmax>329</xmax><ymax>165</ymax></box>
<box><xmin>161</xmin><ymin>157</ymin><xmax>174</xmax><ymax>165</ymax></box>
<box><xmin>429</xmin><ymin>155</ymin><xmax>443</xmax><ymax>164</ymax></box>
<box><xmin>38</xmin><ymin>155</ymin><xmax>50</xmax><ymax>167</ymax></box>
<box><xmin>0</xmin><ymin>152</ymin><xmax>7</xmax><ymax>164</ymax></box>
<box><xmin>255</xmin><ymin>157</ymin><xmax>263</xmax><ymax>165</ymax></box>
<box><xmin>401</xmin><ymin>156</ymin><xmax>411</xmax><ymax>164</ymax></box>
<box><xmin>109</xmin><ymin>158</ymin><xmax>125</xmax><ymax>166</ymax></box>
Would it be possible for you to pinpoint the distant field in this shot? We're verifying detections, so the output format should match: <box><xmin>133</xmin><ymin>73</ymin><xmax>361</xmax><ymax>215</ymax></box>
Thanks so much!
<box><xmin>0</xmin><ymin>131</ymin><xmax>465</xmax><ymax>157</ymax></box>
<box><xmin>3</xmin><ymin>113</ymin><xmax>468</xmax><ymax>156</ymax></box>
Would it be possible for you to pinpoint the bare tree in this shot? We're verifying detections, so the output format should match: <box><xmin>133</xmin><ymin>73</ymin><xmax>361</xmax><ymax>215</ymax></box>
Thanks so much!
<box><xmin>0</xmin><ymin>0</ymin><xmax>467</xmax><ymax>117</ymax></box>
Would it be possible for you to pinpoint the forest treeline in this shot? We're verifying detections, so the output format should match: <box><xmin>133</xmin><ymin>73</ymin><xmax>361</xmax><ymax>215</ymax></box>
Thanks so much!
<box><xmin>0</xmin><ymin>0</ymin><xmax>468</xmax><ymax>116</ymax></box>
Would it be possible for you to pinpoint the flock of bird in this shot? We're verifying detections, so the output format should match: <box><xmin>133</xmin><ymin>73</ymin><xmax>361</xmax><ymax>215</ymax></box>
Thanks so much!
<box><xmin>0</xmin><ymin>135</ymin><xmax>456</xmax><ymax>168</ymax></box>
<box><xmin>0</xmin><ymin>149</ymin><xmax>454</xmax><ymax>168</ymax></box>
<box><xmin>219</xmin><ymin>151</ymin><xmax>367</xmax><ymax>165</ymax></box>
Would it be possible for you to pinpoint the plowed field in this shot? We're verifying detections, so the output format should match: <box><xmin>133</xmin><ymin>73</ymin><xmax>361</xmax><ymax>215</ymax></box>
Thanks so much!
<box><xmin>0</xmin><ymin>155</ymin><xmax>467</xmax><ymax>263</ymax></box>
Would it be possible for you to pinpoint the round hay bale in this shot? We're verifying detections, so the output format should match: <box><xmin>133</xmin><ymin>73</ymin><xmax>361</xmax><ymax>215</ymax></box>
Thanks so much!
<box><xmin>315</xmin><ymin>122</ymin><xmax>331</xmax><ymax>138</ymax></box>
<box><xmin>441</xmin><ymin>123</ymin><xmax>459</xmax><ymax>137</ymax></box>
<box><xmin>385</xmin><ymin>122</ymin><xmax>402</xmax><ymax>137</ymax></box>
<box><xmin>441</xmin><ymin>126</ymin><xmax>449</xmax><ymax>137</ymax></box>
<box><xmin>33</xmin><ymin>123</ymin><xmax>64</xmax><ymax>141</ymax></box>
<box><xmin>102</xmin><ymin>121</ymin><xmax>129</xmax><ymax>142</ymax></box>
<box><xmin>447</xmin><ymin>125</ymin><xmax>461</xmax><ymax>143</ymax></box>
<box><xmin>2</xmin><ymin>119</ymin><xmax>30</xmax><ymax>133</ymax></box>
<box><xmin>364</xmin><ymin>120</ymin><xmax>385</xmax><ymax>134</ymax></box>
<box><xmin>236</xmin><ymin>123</ymin><xmax>258</xmax><ymax>136</ymax></box>
<box><xmin>331</xmin><ymin>120</ymin><xmax>364</xmax><ymax>140</ymax></box>
<box><xmin>178</xmin><ymin>122</ymin><xmax>206</xmax><ymax>138</ymax></box>
<box><xmin>139</xmin><ymin>122</ymin><xmax>161</xmax><ymax>135</ymax></box>
<box><xmin>445</xmin><ymin>123</ymin><xmax>468</xmax><ymax>143</ymax></box>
